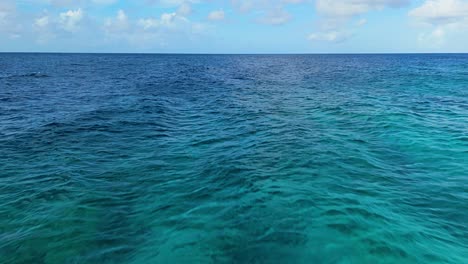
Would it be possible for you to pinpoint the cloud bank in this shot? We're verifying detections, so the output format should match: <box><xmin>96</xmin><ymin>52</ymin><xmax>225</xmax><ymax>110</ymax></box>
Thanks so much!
<box><xmin>1</xmin><ymin>0</ymin><xmax>468</xmax><ymax>52</ymax></box>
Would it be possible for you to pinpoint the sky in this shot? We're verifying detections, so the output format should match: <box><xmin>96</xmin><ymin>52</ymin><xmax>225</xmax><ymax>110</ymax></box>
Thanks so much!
<box><xmin>0</xmin><ymin>0</ymin><xmax>467</xmax><ymax>53</ymax></box>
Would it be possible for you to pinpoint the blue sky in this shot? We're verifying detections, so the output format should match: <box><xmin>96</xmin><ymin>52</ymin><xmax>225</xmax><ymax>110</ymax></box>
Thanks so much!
<box><xmin>1</xmin><ymin>0</ymin><xmax>467</xmax><ymax>53</ymax></box>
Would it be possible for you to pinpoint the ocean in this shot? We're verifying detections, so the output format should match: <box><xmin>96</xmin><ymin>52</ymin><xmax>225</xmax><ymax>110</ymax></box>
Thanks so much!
<box><xmin>0</xmin><ymin>53</ymin><xmax>467</xmax><ymax>263</ymax></box>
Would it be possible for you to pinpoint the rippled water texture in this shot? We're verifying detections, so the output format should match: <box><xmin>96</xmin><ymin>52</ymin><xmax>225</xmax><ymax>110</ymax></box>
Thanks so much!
<box><xmin>1</xmin><ymin>54</ymin><xmax>467</xmax><ymax>263</ymax></box>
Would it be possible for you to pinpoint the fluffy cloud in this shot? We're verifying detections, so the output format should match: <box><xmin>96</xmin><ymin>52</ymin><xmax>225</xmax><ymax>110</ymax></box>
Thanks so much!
<box><xmin>103</xmin><ymin>9</ymin><xmax>206</xmax><ymax>47</ymax></box>
<box><xmin>34</xmin><ymin>14</ymin><xmax>54</xmax><ymax>43</ymax></box>
<box><xmin>32</xmin><ymin>8</ymin><xmax>85</xmax><ymax>43</ymax></box>
<box><xmin>35</xmin><ymin>16</ymin><xmax>50</xmax><ymax>28</ymax></box>
<box><xmin>138</xmin><ymin>18</ymin><xmax>159</xmax><ymax>30</ymax></box>
<box><xmin>409</xmin><ymin>0</ymin><xmax>468</xmax><ymax>47</ymax></box>
<box><xmin>7</xmin><ymin>0</ymin><xmax>467</xmax><ymax>52</ymax></box>
<box><xmin>35</xmin><ymin>8</ymin><xmax>85</xmax><ymax>33</ymax></box>
<box><xmin>409</xmin><ymin>0</ymin><xmax>468</xmax><ymax>24</ymax></box>
<box><xmin>309</xmin><ymin>0</ymin><xmax>410</xmax><ymax>43</ymax></box>
<box><xmin>104</xmin><ymin>9</ymin><xmax>130</xmax><ymax>33</ymax></box>
<box><xmin>6</xmin><ymin>1</ymin><xmax>207</xmax><ymax>48</ymax></box>
<box><xmin>208</xmin><ymin>10</ymin><xmax>225</xmax><ymax>21</ymax></box>
<box><xmin>59</xmin><ymin>8</ymin><xmax>84</xmax><ymax>32</ymax></box>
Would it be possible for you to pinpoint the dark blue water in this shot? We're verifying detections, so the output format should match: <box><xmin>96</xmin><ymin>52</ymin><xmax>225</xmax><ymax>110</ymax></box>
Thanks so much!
<box><xmin>1</xmin><ymin>53</ymin><xmax>467</xmax><ymax>263</ymax></box>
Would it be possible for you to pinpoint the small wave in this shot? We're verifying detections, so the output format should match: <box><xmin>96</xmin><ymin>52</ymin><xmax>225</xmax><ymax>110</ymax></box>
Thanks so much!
<box><xmin>232</xmin><ymin>76</ymin><xmax>252</xmax><ymax>81</ymax></box>
<box><xmin>0</xmin><ymin>72</ymin><xmax>50</xmax><ymax>79</ymax></box>
<box><xmin>19</xmin><ymin>72</ymin><xmax>50</xmax><ymax>78</ymax></box>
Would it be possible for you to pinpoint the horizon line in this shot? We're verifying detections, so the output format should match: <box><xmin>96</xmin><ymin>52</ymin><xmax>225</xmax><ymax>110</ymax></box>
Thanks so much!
<box><xmin>1</xmin><ymin>51</ymin><xmax>468</xmax><ymax>55</ymax></box>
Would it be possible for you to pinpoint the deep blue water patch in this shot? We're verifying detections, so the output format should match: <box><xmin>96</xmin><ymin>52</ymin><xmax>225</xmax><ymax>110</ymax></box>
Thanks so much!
<box><xmin>0</xmin><ymin>53</ymin><xmax>467</xmax><ymax>263</ymax></box>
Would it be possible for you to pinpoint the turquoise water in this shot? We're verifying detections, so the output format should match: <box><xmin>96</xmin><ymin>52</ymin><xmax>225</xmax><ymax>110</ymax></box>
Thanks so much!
<box><xmin>0</xmin><ymin>54</ymin><xmax>467</xmax><ymax>263</ymax></box>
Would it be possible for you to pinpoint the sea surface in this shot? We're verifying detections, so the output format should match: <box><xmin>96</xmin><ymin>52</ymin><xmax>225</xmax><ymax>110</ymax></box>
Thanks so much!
<box><xmin>0</xmin><ymin>53</ymin><xmax>467</xmax><ymax>264</ymax></box>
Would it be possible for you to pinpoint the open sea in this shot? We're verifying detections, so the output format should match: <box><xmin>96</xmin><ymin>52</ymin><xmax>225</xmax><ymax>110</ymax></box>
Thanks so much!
<box><xmin>0</xmin><ymin>53</ymin><xmax>467</xmax><ymax>264</ymax></box>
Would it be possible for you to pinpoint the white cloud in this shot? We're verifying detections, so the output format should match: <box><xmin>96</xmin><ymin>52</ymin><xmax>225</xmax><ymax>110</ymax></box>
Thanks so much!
<box><xmin>208</xmin><ymin>10</ymin><xmax>225</xmax><ymax>21</ymax></box>
<box><xmin>105</xmin><ymin>9</ymin><xmax>192</xmax><ymax>34</ymax></box>
<box><xmin>104</xmin><ymin>9</ymin><xmax>130</xmax><ymax>34</ymax></box>
<box><xmin>31</xmin><ymin>8</ymin><xmax>85</xmax><ymax>44</ymax></box>
<box><xmin>409</xmin><ymin>0</ymin><xmax>468</xmax><ymax>48</ymax></box>
<box><xmin>160</xmin><ymin>12</ymin><xmax>177</xmax><ymax>25</ymax></box>
<box><xmin>35</xmin><ymin>16</ymin><xmax>50</xmax><ymax>28</ymax></box>
<box><xmin>102</xmin><ymin>9</ymin><xmax>206</xmax><ymax>48</ymax></box>
<box><xmin>409</xmin><ymin>0</ymin><xmax>468</xmax><ymax>24</ymax></box>
<box><xmin>33</xmin><ymin>14</ymin><xmax>55</xmax><ymax>43</ymax></box>
<box><xmin>138</xmin><ymin>18</ymin><xmax>159</xmax><ymax>30</ymax></box>
<box><xmin>59</xmin><ymin>8</ymin><xmax>84</xmax><ymax>32</ymax></box>
<box><xmin>158</xmin><ymin>12</ymin><xmax>190</xmax><ymax>28</ymax></box>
